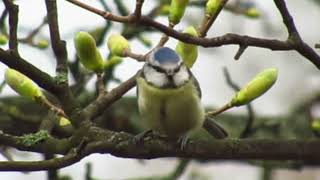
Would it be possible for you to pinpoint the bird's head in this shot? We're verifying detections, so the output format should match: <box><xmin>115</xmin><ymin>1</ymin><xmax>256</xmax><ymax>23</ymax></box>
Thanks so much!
<box><xmin>143</xmin><ymin>47</ymin><xmax>190</xmax><ymax>88</ymax></box>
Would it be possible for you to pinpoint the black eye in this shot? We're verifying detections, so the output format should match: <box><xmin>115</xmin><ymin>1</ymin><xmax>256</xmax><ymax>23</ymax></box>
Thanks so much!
<box><xmin>173</xmin><ymin>65</ymin><xmax>181</xmax><ymax>73</ymax></box>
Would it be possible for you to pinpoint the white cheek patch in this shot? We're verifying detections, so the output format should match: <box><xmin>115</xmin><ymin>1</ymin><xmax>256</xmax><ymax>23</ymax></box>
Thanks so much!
<box><xmin>173</xmin><ymin>66</ymin><xmax>189</xmax><ymax>86</ymax></box>
<box><xmin>144</xmin><ymin>65</ymin><xmax>168</xmax><ymax>87</ymax></box>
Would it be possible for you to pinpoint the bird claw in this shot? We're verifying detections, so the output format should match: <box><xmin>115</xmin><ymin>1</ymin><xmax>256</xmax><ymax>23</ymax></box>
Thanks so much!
<box><xmin>178</xmin><ymin>135</ymin><xmax>189</xmax><ymax>151</ymax></box>
<box><xmin>133</xmin><ymin>130</ymin><xmax>153</xmax><ymax>145</ymax></box>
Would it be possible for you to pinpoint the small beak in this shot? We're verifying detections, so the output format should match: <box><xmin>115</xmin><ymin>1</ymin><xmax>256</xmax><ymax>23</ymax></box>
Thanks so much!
<box><xmin>166</xmin><ymin>70</ymin><xmax>175</xmax><ymax>76</ymax></box>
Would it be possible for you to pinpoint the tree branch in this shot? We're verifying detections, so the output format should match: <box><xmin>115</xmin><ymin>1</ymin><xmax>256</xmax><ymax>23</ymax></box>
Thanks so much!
<box><xmin>0</xmin><ymin>131</ymin><xmax>71</xmax><ymax>155</ymax></box>
<box><xmin>198</xmin><ymin>0</ymin><xmax>229</xmax><ymax>37</ymax></box>
<box><xmin>2</xmin><ymin>124</ymin><xmax>320</xmax><ymax>171</ymax></box>
<box><xmin>45</xmin><ymin>0</ymin><xmax>77</xmax><ymax>115</ymax></box>
<box><xmin>0</xmin><ymin>48</ymin><xmax>58</xmax><ymax>93</ymax></box>
<box><xmin>273</xmin><ymin>0</ymin><xmax>301</xmax><ymax>41</ymax></box>
<box><xmin>223</xmin><ymin>67</ymin><xmax>254</xmax><ymax>138</ymax></box>
<box><xmin>273</xmin><ymin>0</ymin><xmax>320</xmax><ymax>68</ymax></box>
<box><xmin>3</xmin><ymin>0</ymin><xmax>19</xmax><ymax>52</ymax></box>
<box><xmin>78</xmin><ymin>72</ymin><xmax>138</xmax><ymax>123</ymax></box>
<box><xmin>65</xmin><ymin>0</ymin><xmax>320</xmax><ymax>69</ymax></box>
<box><xmin>0</xmin><ymin>149</ymin><xmax>81</xmax><ymax>171</ymax></box>
<box><xmin>133</xmin><ymin>0</ymin><xmax>144</xmax><ymax>20</ymax></box>
<box><xmin>45</xmin><ymin>0</ymin><xmax>69</xmax><ymax>76</ymax></box>
<box><xmin>0</xmin><ymin>9</ymin><xmax>8</xmax><ymax>34</ymax></box>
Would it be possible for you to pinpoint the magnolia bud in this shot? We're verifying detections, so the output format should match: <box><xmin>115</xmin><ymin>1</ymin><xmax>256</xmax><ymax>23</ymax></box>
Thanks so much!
<box><xmin>5</xmin><ymin>68</ymin><xmax>43</xmax><ymax>100</ymax></box>
<box><xmin>206</xmin><ymin>0</ymin><xmax>220</xmax><ymax>15</ymax></box>
<box><xmin>231</xmin><ymin>68</ymin><xmax>278</xmax><ymax>106</ymax></box>
<box><xmin>168</xmin><ymin>0</ymin><xmax>189</xmax><ymax>25</ymax></box>
<box><xmin>175</xmin><ymin>26</ymin><xmax>198</xmax><ymax>68</ymax></box>
<box><xmin>107</xmin><ymin>34</ymin><xmax>130</xmax><ymax>57</ymax></box>
<box><xmin>0</xmin><ymin>34</ymin><xmax>8</xmax><ymax>45</ymax></box>
<box><xmin>104</xmin><ymin>56</ymin><xmax>123</xmax><ymax>69</ymax></box>
<box><xmin>159</xmin><ymin>5</ymin><xmax>171</xmax><ymax>16</ymax></box>
<box><xmin>59</xmin><ymin>117</ymin><xmax>71</xmax><ymax>126</ymax></box>
<box><xmin>312</xmin><ymin>120</ymin><xmax>320</xmax><ymax>132</ymax></box>
<box><xmin>36</xmin><ymin>39</ymin><xmax>49</xmax><ymax>49</ymax></box>
<box><xmin>74</xmin><ymin>31</ymin><xmax>104</xmax><ymax>73</ymax></box>
<box><xmin>245</xmin><ymin>8</ymin><xmax>260</xmax><ymax>18</ymax></box>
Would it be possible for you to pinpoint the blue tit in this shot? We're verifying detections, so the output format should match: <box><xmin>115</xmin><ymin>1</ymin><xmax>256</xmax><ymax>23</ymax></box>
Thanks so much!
<box><xmin>136</xmin><ymin>47</ymin><xmax>227</xmax><ymax>147</ymax></box>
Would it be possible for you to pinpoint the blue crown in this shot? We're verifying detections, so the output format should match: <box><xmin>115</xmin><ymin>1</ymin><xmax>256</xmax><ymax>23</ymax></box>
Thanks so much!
<box><xmin>153</xmin><ymin>47</ymin><xmax>180</xmax><ymax>65</ymax></box>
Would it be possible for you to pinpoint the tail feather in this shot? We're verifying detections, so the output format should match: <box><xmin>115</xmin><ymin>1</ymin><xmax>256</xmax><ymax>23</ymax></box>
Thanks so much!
<box><xmin>203</xmin><ymin>118</ymin><xmax>228</xmax><ymax>139</ymax></box>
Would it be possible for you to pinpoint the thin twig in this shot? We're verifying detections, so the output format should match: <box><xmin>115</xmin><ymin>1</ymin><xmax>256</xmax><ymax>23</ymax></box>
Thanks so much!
<box><xmin>134</xmin><ymin>0</ymin><xmax>144</xmax><ymax>20</ymax></box>
<box><xmin>155</xmin><ymin>23</ymin><xmax>174</xmax><ymax>48</ymax></box>
<box><xmin>3</xmin><ymin>0</ymin><xmax>19</xmax><ymax>52</ymax></box>
<box><xmin>206</xmin><ymin>103</ymin><xmax>233</xmax><ymax>117</ymax></box>
<box><xmin>166</xmin><ymin>159</ymin><xmax>190</xmax><ymax>179</ymax></box>
<box><xmin>39</xmin><ymin>111</ymin><xmax>59</xmax><ymax>132</ymax></box>
<box><xmin>123</xmin><ymin>49</ymin><xmax>146</xmax><ymax>61</ymax></box>
<box><xmin>66</xmin><ymin>0</ymin><xmax>130</xmax><ymax>22</ymax></box>
<box><xmin>45</xmin><ymin>0</ymin><xmax>78</xmax><ymax>115</ymax></box>
<box><xmin>44</xmin><ymin>153</ymin><xmax>59</xmax><ymax>180</ymax></box>
<box><xmin>273</xmin><ymin>0</ymin><xmax>301</xmax><ymax>42</ymax></box>
<box><xmin>0</xmin><ymin>149</ymin><xmax>81</xmax><ymax>171</ymax></box>
<box><xmin>45</xmin><ymin>0</ymin><xmax>68</xmax><ymax>76</ymax></box>
<box><xmin>39</xmin><ymin>97</ymin><xmax>67</xmax><ymax>118</ymax></box>
<box><xmin>20</xmin><ymin>16</ymin><xmax>48</xmax><ymax>43</ymax></box>
<box><xmin>198</xmin><ymin>0</ymin><xmax>229</xmax><ymax>37</ymax></box>
<box><xmin>0</xmin><ymin>9</ymin><xmax>8</xmax><ymax>35</ymax></box>
<box><xmin>65</xmin><ymin>0</ymin><xmax>320</xmax><ymax>69</ymax></box>
<box><xmin>114</xmin><ymin>0</ymin><xmax>129</xmax><ymax>16</ymax></box>
<box><xmin>79</xmin><ymin>72</ymin><xmax>138</xmax><ymax>121</ymax></box>
<box><xmin>234</xmin><ymin>44</ymin><xmax>248</xmax><ymax>60</ymax></box>
<box><xmin>222</xmin><ymin>67</ymin><xmax>255</xmax><ymax>138</ymax></box>
<box><xmin>96</xmin><ymin>73</ymin><xmax>105</xmax><ymax>99</ymax></box>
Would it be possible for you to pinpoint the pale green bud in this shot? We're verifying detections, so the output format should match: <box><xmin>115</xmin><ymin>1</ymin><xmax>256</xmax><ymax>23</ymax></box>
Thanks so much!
<box><xmin>206</xmin><ymin>0</ymin><xmax>220</xmax><ymax>15</ymax></box>
<box><xmin>245</xmin><ymin>8</ymin><xmax>260</xmax><ymax>18</ymax></box>
<box><xmin>231</xmin><ymin>68</ymin><xmax>278</xmax><ymax>106</ymax></box>
<box><xmin>59</xmin><ymin>117</ymin><xmax>71</xmax><ymax>126</ymax></box>
<box><xmin>159</xmin><ymin>5</ymin><xmax>171</xmax><ymax>16</ymax></box>
<box><xmin>36</xmin><ymin>39</ymin><xmax>49</xmax><ymax>49</ymax></box>
<box><xmin>107</xmin><ymin>34</ymin><xmax>130</xmax><ymax>57</ymax></box>
<box><xmin>5</xmin><ymin>68</ymin><xmax>43</xmax><ymax>100</ymax></box>
<box><xmin>168</xmin><ymin>0</ymin><xmax>189</xmax><ymax>25</ymax></box>
<box><xmin>175</xmin><ymin>26</ymin><xmax>198</xmax><ymax>68</ymax></box>
<box><xmin>104</xmin><ymin>56</ymin><xmax>123</xmax><ymax>69</ymax></box>
<box><xmin>312</xmin><ymin>120</ymin><xmax>320</xmax><ymax>133</ymax></box>
<box><xmin>74</xmin><ymin>31</ymin><xmax>104</xmax><ymax>73</ymax></box>
<box><xmin>0</xmin><ymin>34</ymin><xmax>8</xmax><ymax>45</ymax></box>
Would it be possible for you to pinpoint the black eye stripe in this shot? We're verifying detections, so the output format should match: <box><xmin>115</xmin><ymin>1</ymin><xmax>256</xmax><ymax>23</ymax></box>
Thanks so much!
<box><xmin>150</xmin><ymin>64</ymin><xmax>166</xmax><ymax>73</ymax></box>
<box><xmin>148</xmin><ymin>63</ymin><xmax>182</xmax><ymax>74</ymax></box>
<box><xmin>173</xmin><ymin>65</ymin><xmax>181</xmax><ymax>73</ymax></box>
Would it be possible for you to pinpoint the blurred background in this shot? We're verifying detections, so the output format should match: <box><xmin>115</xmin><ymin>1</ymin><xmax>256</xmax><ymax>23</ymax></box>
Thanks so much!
<box><xmin>0</xmin><ymin>0</ymin><xmax>320</xmax><ymax>179</ymax></box>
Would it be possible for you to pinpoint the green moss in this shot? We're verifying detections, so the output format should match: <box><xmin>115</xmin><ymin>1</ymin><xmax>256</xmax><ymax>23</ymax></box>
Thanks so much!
<box><xmin>54</xmin><ymin>72</ymin><xmax>68</xmax><ymax>84</ymax></box>
<box><xmin>19</xmin><ymin>130</ymin><xmax>50</xmax><ymax>146</ymax></box>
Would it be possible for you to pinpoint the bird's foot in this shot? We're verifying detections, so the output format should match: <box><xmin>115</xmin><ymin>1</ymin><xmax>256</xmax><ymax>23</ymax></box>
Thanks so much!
<box><xmin>133</xmin><ymin>130</ymin><xmax>153</xmax><ymax>145</ymax></box>
<box><xmin>133</xmin><ymin>130</ymin><xmax>170</xmax><ymax>145</ymax></box>
<box><xmin>177</xmin><ymin>135</ymin><xmax>189</xmax><ymax>151</ymax></box>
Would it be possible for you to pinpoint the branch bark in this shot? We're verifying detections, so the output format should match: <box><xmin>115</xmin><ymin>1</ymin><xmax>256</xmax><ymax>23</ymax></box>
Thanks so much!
<box><xmin>45</xmin><ymin>0</ymin><xmax>76</xmax><ymax>114</ymax></box>
<box><xmin>3</xmin><ymin>0</ymin><xmax>19</xmax><ymax>52</ymax></box>
<box><xmin>1</xmin><ymin>126</ymin><xmax>320</xmax><ymax>171</ymax></box>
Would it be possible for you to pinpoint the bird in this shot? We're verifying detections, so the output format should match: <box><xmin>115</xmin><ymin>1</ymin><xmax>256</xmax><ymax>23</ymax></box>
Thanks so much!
<box><xmin>136</xmin><ymin>47</ymin><xmax>227</xmax><ymax>149</ymax></box>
